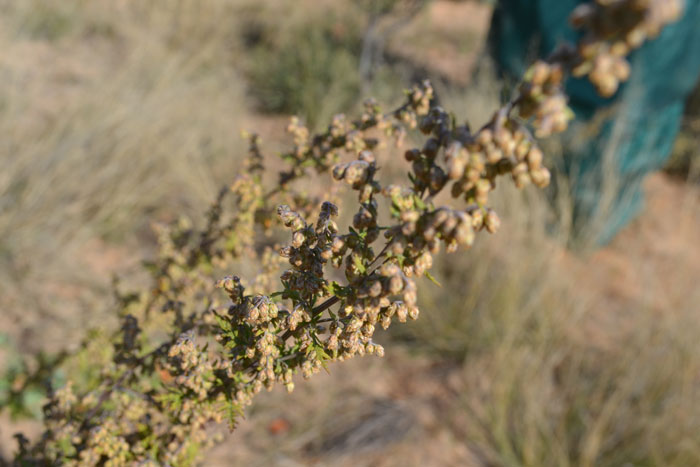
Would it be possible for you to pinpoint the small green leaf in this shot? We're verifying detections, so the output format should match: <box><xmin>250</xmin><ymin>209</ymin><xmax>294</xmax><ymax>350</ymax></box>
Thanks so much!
<box><xmin>326</xmin><ymin>281</ymin><xmax>349</xmax><ymax>297</ymax></box>
<box><xmin>315</xmin><ymin>346</ymin><xmax>331</xmax><ymax>361</ymax></box>
<box><xmin>315</xmin><ymin>347</ymin><xmax>331</xmax><ymax>373</ymax></box>
<box><xmin>390</xmin><ymin>204</ymin><xmax>401</xmax><ymax>218</ymax></box>
<box><xmin>352</xmin><ymin>255</ymin><xmax>367</xmax><ymax>274</ymax></box>
<box><xmin>213</xmin><ymin>314</ymin><xmax>232</xmax><ymax>333</ymax></box>
<box><xmin>226</xmin><ymin>401</ymin><xmax>244</xmax><ymax>430</ymax></box>
<box><xmin>424</xmin><ymin>271</ymin><xmax>442</xmax><ymax>287</ymax></box>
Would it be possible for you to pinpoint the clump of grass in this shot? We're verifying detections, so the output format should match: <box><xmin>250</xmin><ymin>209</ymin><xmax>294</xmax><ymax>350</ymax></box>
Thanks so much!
<box><xmin>452</xmin><ymin>282</ymin><xmax>700</xmax><ymax>466</ymax></box>
<box><xmin>240</xmin><ymin>0</ymin><xmax>415</xmax><ymax>129</ymax></box>
<box><xmin>667</xmin><ymin>81</ymin><xmax>700</xmax><ymax>181</ymax></box>
<box><xmin>245</xmin><ymin>15</ymin><xmax>363</xmax><ymax>128</ymax></box>
<box><xmin>12</xmin><ymin>1</ymin><xmax>78</xmax><ymax>41</ymax></box>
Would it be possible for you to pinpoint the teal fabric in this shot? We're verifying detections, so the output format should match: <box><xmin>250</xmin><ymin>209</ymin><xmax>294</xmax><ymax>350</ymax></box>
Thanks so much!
<box><xmin>488</xmin><ymin>0</ymin><xmax>700</xmax><ymax>245</ymax></box>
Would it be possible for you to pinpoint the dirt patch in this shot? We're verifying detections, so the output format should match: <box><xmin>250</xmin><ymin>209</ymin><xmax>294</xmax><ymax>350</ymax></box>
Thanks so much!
<box><xmin>557</xmin><ymin>173</ymin><xmax>700</xmax><ymax>348</ymax></box>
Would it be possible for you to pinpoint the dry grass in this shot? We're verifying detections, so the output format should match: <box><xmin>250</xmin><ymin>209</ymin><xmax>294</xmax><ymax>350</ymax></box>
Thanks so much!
<box><xmin>668</xmin><ymin>81</ymin><xmax>700</xmax><ymax>181</ymax></box>
<box><xmin>0</xmin><ymin>0</ymin><xmax>253</xmax><ymax>348</ymax></box>
<box><xmin>451</xmin><ymin>256</ymin><xmax>700</xmax><ymax>466</ymax></box>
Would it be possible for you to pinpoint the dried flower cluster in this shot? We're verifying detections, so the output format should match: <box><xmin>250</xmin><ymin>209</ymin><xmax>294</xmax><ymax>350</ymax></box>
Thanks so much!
<box><xmin>568</xmin><ymin>0</ymin><xmax>683</xmax><ymax>96</ymax></box>
<box><xmin>12</xmin><ymin>2</ymin><xmax>679</xmax><ymax>465</ymax></box>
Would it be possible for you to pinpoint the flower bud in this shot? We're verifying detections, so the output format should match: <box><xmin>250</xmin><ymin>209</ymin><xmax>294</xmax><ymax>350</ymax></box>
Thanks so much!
<box><xmin>332</xmin><ymin>164</ymin><xmax>346</xmax><ymax>181</ymax></box>
<box><xmin>530</xmin><ymin>61</ymin><xmax>550</xmax><ymax>86</ymax></box>
<box><xmin>388</xmin><ymin>275</ymin><xmax>404</xmax><ymax>295</ymax></box>
<box><xmin>368</xmin><ymin>280</ymin><xmax>383</xmax><ymax>298</ymax></box>
<box><xmin>344</xmin><ymin>160</ymin><xmax>370</xmax><ymax>186</ymax></box>
<box><xmin>358</xmin><ymin>150</ymin><xmax>375</xmax><ymax>163</ymax></box>
<box><xmin>526</xmin><ymin>147</ymin><xmax>543</xmax><ymax>170</ymax></box>
<box><xmin>404</xmin><ymin>148</ymin><xmax>421</xmax><ymax>162</ymax></box>
<box><xmin>380</xmin><ymin>263</ymin><xmax>400</xmax><ymax>277</ymax></box>
<box><xmin>477</xmin><ymin>128</ymin><xmax>493</xmax><ymax>146</ymax></box>
<box><xmin>331</xmin><ymin>236</ymin><xmax>346</xmax><ymax>253</ymax></box>
<box><xmin>471</xmin><ymin>209</ymin><xmax>484</xmax><ymax>229</ymax></box>
<box><xmin>422</xmin><ymin>138</ymin><xmax>440</xmax><ymax>159</ymax></box>
<box><xmin>403</xmin><ymin>282</ymin><xmax>417</xmax><ymax>306</ymax></box>
<box><xmin>531</xmin><ymin>167</ymin><xmax>551</xmax><ymax>188</ymax></box>
<box><xmin>395</xmin><ymin>302</ymin><xmax>408</xmax><ymax>322</ymax></box>
<box><xmin>428</xmin><ymin>166</ymin><xmax>447</xmax><ymax>193</ymax></box>
<box><xmin>484</xmin><ymin>209</ymin><xmax>501</xmax><ymax>234</ymax></box>
<box><xmin>292</xmin><ymin>231</ymin><xmax>305</xmax><ymax>248</ymax></box>
<box><xmin>453</xmin><ymin>218</ymin><xmax>475</xmax><ymax>246</ymax></box>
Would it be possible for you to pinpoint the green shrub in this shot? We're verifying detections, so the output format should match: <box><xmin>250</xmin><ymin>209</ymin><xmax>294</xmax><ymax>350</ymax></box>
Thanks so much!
<box><xmin>247</xmin><ymin>22</ymin><xmax>363</xmax><ymax>128</ymax></box>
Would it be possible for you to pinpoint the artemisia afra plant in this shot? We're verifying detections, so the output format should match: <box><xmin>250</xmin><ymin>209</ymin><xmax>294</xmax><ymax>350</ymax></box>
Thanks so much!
<box><xmin>13</xmin><ymin>1</ymin><xmax>681</xmax><ymax>464</ymax></box>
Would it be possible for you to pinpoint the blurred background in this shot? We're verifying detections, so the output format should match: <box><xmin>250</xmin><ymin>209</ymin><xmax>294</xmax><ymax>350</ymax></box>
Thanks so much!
<box><xmin>1</xmin><ymin>0</ymin><xmax>699</xmax><ymax>465</ymax></box>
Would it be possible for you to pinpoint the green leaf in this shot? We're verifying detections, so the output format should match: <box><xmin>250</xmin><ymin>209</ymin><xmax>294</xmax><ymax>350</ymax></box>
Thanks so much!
<box><xmin>390</xmin><ymin>204</ymin><xmax>401</xmax><ymax>218</ymax></box>
<box><xmin>348</xmin><ymin>226</ymin><xmax>367</xmax><ymax>240</ymax></box>
<box><xmin>21</xmin><ymin>389</ymin><xmax>44</xmax><ymax>419</ymax></box>
<box><xmin>226</xmin><ymin>401</ymin><xmax>244</xmax><ymax>430</ymax></box>
<box><xmin>213</xmin><ymin>314</ymin><xmax>232</xmax><ymax>333</ymax></box>
<box><xmin>326</xmin><ymin>281</ymin><xmax>350</xmax><ymax>298</ymax></box>
<box><xmin>314</xmin><ymin>347</ymin><xmax>331</xmax><ymax>373</ymax></box>
<box><xmin>225</xmin><ymin>234</ymin><xmax>239</xmax><ymax>253</ymax></box>
<box><xmin>424</xmin><ymin>271</ymin><xmax>442</xmax><ymax>287</ymax></box>
<box><xmin>315</xmin><ymin>345</ymin><xmax>331</xmax><ymax>360</ymax></box>
<box><xmin>387</xmin><ymin>252</ymin><xmax>406</xmax><ymax>268</ymax></box>
<box><xmin>352</xmin><ymin>255</ymin><xmax>367</xmax><ymax>274</ymax></box>
<box><xmin>366</xmin><ymin>202</ymin><xmax>378</xmax><ymax>217</ymax></box>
